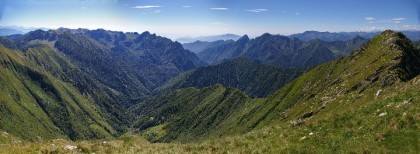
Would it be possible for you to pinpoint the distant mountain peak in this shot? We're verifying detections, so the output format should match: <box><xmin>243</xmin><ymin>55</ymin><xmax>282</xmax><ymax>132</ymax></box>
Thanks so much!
<box><xmin>261</xmin><ymin>33</ymin><xmax>272</xmax><ymax>37</ymax></box>
<box><xmin>140</xmin><ymin>31</ymin><xmax>151</xmax><ymax>36</ymax></box>
<box><xmin>237</xmin><ymin>35</ymin><xmax>250</xmax><ymax>43</ymax></box>
<box><xmin>240</xmin><ymin>34</ymin><xmax>249</xmax><ymax>39</ymax></box>
<box><xmin>176</xmin><ymin>33</ymin><xmax>241</xmax><ymax>43</ymax></box>
<box><xmin>353</xmin><ymin>35</ymin><xmax>364</xmax><ymax>40</ymax></box>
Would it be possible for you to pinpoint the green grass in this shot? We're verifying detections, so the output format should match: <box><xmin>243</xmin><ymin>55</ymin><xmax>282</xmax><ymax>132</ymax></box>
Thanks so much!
<box><xmin>0</xmin><ymin>45</ymin><xmax>126</xmax><ymax>141</ymax></box>
<box><xmin>142</xmin><ymin>125</ymin><xmax>167</xmax><ymax>142</ymax></box>
<box><xmin>5</xmin><ymin>76</ymin><xmax>419</xmax><ymax>153</ymax></box>
<box><xmin>157</xmin><ymin>57</ymin><xmax>302</xmax><ymax>97</ymax></box>
<box><xmin>1</xmin><ymin>86</ymin><xmax>418</xmax><ymax>153</ymax></box>
<box><xmin>0</xmin><ymin>30</ymin><xmax>419</xmax><ymax>153</ymax></box>
<box><xmin>124</xmin><ymin>30</ymin><xmax>420</xmax><ymax>152</ymax></box>
<box><xmin>132</xmin><ymin>84</ymin><xmax>255</xmax><ymax>143</ymax></box>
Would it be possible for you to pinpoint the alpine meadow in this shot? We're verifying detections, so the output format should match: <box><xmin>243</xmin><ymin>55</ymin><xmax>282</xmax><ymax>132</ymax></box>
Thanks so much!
<box><xmin>0</xmin><ymin>0</ymin><xmax>419</xmax><ymax>153</ymax></box>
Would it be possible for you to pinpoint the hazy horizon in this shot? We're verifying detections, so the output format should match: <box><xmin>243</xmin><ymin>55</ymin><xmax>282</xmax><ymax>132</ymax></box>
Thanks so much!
<box><xmin>0</xmin><ymin>0</ymin><xmax>419</xmax><ymax>39</ymax></box>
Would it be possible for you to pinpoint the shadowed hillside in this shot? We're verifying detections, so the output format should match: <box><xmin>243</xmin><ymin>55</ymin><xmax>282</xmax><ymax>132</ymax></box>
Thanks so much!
<box><xmin>131</xmin><ymin>31</ymin><xmax>420</xmax><ymax>153</ymax></box>
<box><xmin>158</xmin><ymin>57</ymin><xmax>302</xmax><ymax>97</ymax></box>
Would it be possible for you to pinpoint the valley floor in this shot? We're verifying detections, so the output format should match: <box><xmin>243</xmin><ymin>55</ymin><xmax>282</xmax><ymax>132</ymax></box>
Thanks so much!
<box><xmin>1</xmin><ymin>79</ymin><xmax>418</xmax><ymax>153</ymax></box>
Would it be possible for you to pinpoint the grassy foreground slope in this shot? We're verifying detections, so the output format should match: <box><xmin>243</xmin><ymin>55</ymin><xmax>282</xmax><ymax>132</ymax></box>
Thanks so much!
<box><xmin>1</xmin><ymin>77</ymin><xmax>418</xmax><ymax>153</ymax></box>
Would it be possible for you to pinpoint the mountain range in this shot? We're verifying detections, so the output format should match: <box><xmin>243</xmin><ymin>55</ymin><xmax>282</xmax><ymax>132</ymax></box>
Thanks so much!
<box><xmin>0</xmin><ymin>26</ymin><xmax>49</xmax><ymax>36</ymax></box>
<box><xmin>0</xmin><ymin>29</ymin><xmax>419</xmax><ymax>153</ymax></box>
<box><xmin>0</xmin><ymin>45</ymin><xmax>127</xmax><ymax>140</ymax></box>
<box><xmin>176</xmin><ymin>34</ymin><xmax>242</xmax><ymax>43</ymax></box>
<box><xmin>0</xmin><ymin>28</ymin><xmax>25</xmax><ymax>36</ymax></box>
<box><xmin>4</xmin><ymin>28</ymin><xmax>206</xmax><ymax>103</ymax></box>
<box><xmin>189</xmin><ymin>33</ymin><xmax>367</xmax><ymax>68</ymax></box>
<box><xmin>130</xmin><ymin>30</ymin><xmax>420</xmax><ymax>152</ymax></box>
<box><xmin>158</xmin><ymin>57</ymin><xmax>303</xmax><ymax>97</ymax></box>
<box><xmin>0</xmin><ymin>28</ymin><xmax>205</xmax><ymax>141</ymax></box>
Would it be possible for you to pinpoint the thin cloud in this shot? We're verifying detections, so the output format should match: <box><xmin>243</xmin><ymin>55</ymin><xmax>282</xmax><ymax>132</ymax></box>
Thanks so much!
<box><xmin>392</xmin><ymin>18</ymin><xmax>405</xmax><ymax>21</ymax></box>
<box><xmin>210</xmin><ymin>22</ymin><xmax>228</xmax><ymax>25</ymax></box>
<box><xmin>182</xmin><ymin>6</ymin><xmax>192</xmax><ymax>8</ymax></box>
<box><xmin>210</xmin><ymin>7</ymin><xmax>228</xmax><ymax>10</ymax></box>
<box><xmin>402</xmin><ymin>25</ymin><xmax>420</xmax><ymax>30</ymax></box>
<box><xmin>150</xmin><ymin>10</ymin><xmax>161</xmax><ymax>14</ymax></box>
<box><xmin>132</xmin><ymin>5</ymin><xmax>162</xmax><ymax>14</ymax></box>
<box><xmin>359</xmin><ymin>26</ymin><xmax>386</xmax><ymax>32</ymax></box>
<box><xmin>391</xmin><ymin>18</ymin><xmax>405</xmax><ymax>23</ymax></box>
<box><xmin>365</xmin><ymin>17</ymin><xmax>375</xmax><ymax>23</ymax></box>
<box><xmin>132</xmin><ymin>5</ymin><xmax>162</xmax><ymax>9</ymax></box>
<box><xmin>365</xmin><ymin>17</ymin><xmax>375</xmax><ymax>21</ymax></box>
<box><xmin>365</xmin><ymin>17</ymin><xmax>405</xmax><ymax>24</ymax></box>
<box><xmin>361</xmin><ymin>24</ymin><xmax>420</xmax><ymax>32</ymax></box>
<box><xmin>245</xmin><ymin>9</ymin><xmax>268</xmax><ymax>13</ymax></box>
<box><xmin>295</xmin><ymin>12</ymin><xmax>301</xmax><ymax>16</ymax></box>
<box><xmin>142</xmin><ymin>9</ymin><xmax>161</xmax><ymax>14</ymax></box>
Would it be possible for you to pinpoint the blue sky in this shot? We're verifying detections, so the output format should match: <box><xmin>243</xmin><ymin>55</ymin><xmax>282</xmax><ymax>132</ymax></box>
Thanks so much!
<box><xmin>0</xmin><ymin>0</ymin><xmax>418</xmax><ymax>39</ymax></box>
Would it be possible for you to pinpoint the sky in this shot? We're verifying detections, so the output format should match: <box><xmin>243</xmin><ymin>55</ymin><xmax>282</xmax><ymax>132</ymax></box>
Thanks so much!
<box><xmin>0</xmin><ymin>0</ymin><xmax>419</xmax><ymax>39</ymax></box>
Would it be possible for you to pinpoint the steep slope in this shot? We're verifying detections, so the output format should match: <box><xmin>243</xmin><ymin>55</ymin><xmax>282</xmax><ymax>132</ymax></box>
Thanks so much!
<box><xmin>414</xmin><ymin>40</ymin><xmax>420</xmax><ymax>49</ymax></box>
<box><xmin>0</xmin><ymin>45</ymin><xmax>127</xmax><ymax>141</ymax></box>
<box><xmin>23</xmin><ymin>45</ymin><xmax>129</xmax><ymax>125</ymax></box>
<box><xmin>198</xmin><ymin>35</ymin><xmax>249</xmax><ymax>65</ymax></box>
<box><xmin>133</xmin><ymin>30</ymin><xmax>420</xmax><ymax>150</ymax></box>
<box><xmin>324</xmin><ymin>36</ymin><xmax>367</xmax><ymax>56</ymax></box>
<box><xmin>53</xmin><ymin>31</ymin><xmax>151</xmax><ymax>99</ymax></box>
<box><xmin>6</xmin><ymin>29</ymin><xmax>205</xmax><ymax>102</ymax></box>
<box><xmin>131</xmin><ymin>85</ymin><xmax>253</xmax><ymax>143</ymax></box>
<box><xmin>159</xmin><ymin>58</ymin><xmax>302</xmax><ymax>97</ymax></box>
<box><xmin>243</xmin><ymin>34</ymin><xmax>337</xmax><ymax>68</ymax></box>
<box><xmin>0</xmin><ymin>30</ymin><xmax>419</xmax><ymax>153</ymax></box>
<box><xmin>290</xmin><ymin>31</ymin><xmax>378</xmax><ymax>41</ymax></box>
<box><xmin>0</xmin><ymin>37</ymin><xmax>18</xmax><ymax>50</ymax></box>
<box><xmin>239</xmin><ymin>30</ymin><xmax>420</xmax><ymax>129</ymax></box>
<box><xmin>182</xmin><ymin>40</ymin><xmax>212</xmax><ymax>54</ymax></box>
<box><xmin>288</xmin><ymin>38</ymin><xmax>336</xmax><ymax>68</ymax></box>
<box><xmin>197</xmin><ymin>33</ymin><xmax>361</xmax><ymax>68</ymax></box>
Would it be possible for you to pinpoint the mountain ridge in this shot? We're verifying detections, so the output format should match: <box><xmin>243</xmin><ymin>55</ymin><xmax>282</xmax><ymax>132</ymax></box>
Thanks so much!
<box><xmin>176</xmin><ymin>33</ymin><xmax>242</xmax><ymax>43</ymax></box>
<box><xmin>0</xmin><ymin>45</ymin><xmax>128</xmax><ymax>140</ymax></box>
<box><xmin>197</xmin><ymin>33</ymin><xmax>342</xmax><ymax>68</ymax></box>
<box><xmin>158</xmin><ymin>57</ymin><xmax>302</xmax><ymax>97</ymax></box>
<box><xmin>0</xmin><ymin>30</ymin><xmax>419</xmax><ymax>153</ymax></box>
<box><xmin>2</xmin><ymin>28</ymin><xmax>206</xmax><ymax>102</ymax></box>
<box><xmin>132</xmin><ymin>30</ymin><xmax>420</xmax><ymax>151</ymax></box>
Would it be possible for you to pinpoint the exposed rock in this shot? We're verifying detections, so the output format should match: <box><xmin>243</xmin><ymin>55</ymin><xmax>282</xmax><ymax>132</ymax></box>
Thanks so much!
<box><xmin>64</xmin><ymin>145</ymin><xmax>78</xmax><ymax>150</ymax></box>
<box><xmin>375</xmin><ymin>90</ymin><xmax>383</xmax><ymax>98</ymax></box>
<box><xmin>290</xmin><ymin>119</ymin><xmax>304</xmax><ymax>126</ymax></box>
<box><xmin>379</xmin><ymin>112</ymin><xmax>387</xmax><ymax>117</ymax></box>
